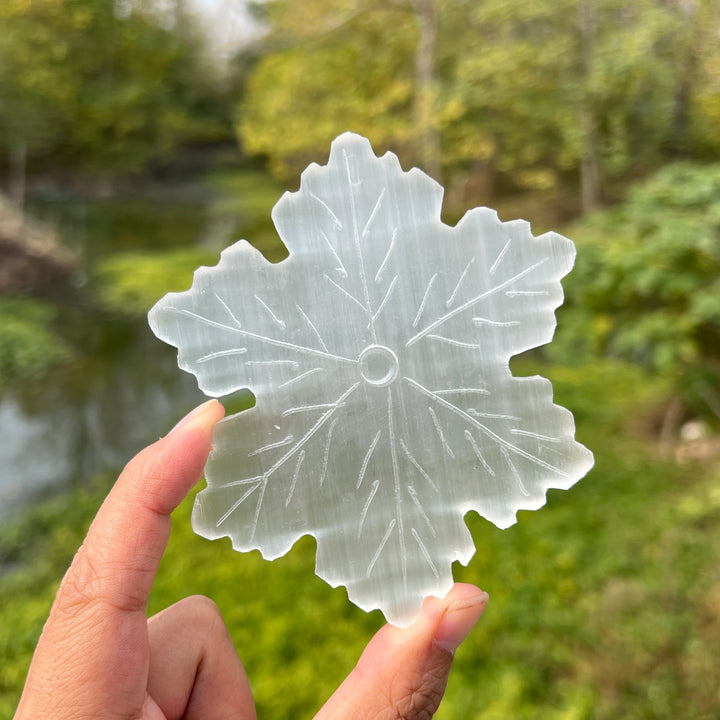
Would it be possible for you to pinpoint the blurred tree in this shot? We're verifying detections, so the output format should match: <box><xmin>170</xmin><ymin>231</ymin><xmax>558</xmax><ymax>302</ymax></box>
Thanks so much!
<box><xmin>238</xmin><ymin>0</ymin><xmax>720</xmax><ymax>211</ymax></box>
<box><xmin>0</xmin><ymin>0</ymin><xmax>231</xmax><ymax>196</ymax></box>
<box><xmin>553</xmin><ymin>162</ymin><xmax>720</xmax><ymax>427</ymax></box>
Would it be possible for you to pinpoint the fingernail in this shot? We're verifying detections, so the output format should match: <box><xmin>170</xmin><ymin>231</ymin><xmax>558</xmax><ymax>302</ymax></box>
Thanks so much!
<box><xmin>168</xmin><ymin>399</ymin><xmax>221</xmax><ymax>435</ymax></box>
<box><xmin>434</xmin><ymin>590</ymin><xmax>489</xmax><ymax>654</ymax></box>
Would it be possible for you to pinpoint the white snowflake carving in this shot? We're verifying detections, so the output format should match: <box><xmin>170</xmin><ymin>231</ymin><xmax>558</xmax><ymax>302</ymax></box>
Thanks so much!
<box><xmin>148</xmin><ymin>132</ymin><xmax>594</xmax><ymax>627</ymax></box>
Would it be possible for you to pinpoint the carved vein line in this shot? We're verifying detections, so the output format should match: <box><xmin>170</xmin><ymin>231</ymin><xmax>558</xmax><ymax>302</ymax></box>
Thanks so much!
<box><xmin>370</xmin><ymin>275</ymin><xmax>398</xmax><ymax>325</ymax></box>
<box><xmin>388</xmin><ymin>388</ymin><xmax>407</xmax><ymax>590</ymax></box>
<box><xmin>505</xmin><ymin>290</ymin><xmax>549</xmax><ymax>297</ymax></box>
<box><xmin>489</xmin><ymin>238</ymin><xmax>512</xmax><ymax>275</ymax></box>
<box><xmin>400</xmin><ymin>438</ymin><xmax>439</xmax><ymax>493</ymax></box>
<box><xmin>404</xmin><ymin>377</ymin><xmax>569</xmax><ymax>478</ymax></box>
<box><xmin>435</xmin><ymin>387</ymin><xmax>490</xmax><ymax>396</ymax></box>
<box><xmin>173</xmin><ymin>309</ymin><xmax>355</xmax><ymax>364</ymax></box>
<box><xmin>411</xmin><ymin>528</ymin><xmax>439</xmax><ymax>578</ymax></box>
<box><xmin>406</xmin><ymin>258</ymin><xmax>548</xmax><ymax>347</ymax></box>
<box><xmin>282</xmin><ymin>402</ymin><xmax>343</xmax><ymax>417</ymax></box>
<box><xmin>324</xmin><ymin>274</ymin><xmax>368</xmax><ymax>313</ymax></box>
<box><xmin>428</xmin><ymin>335</ymin><xmax>482</xmax><ymax>349</ymax></box>
<box><xmin>319</xmin><ymin>418</ymin><xmax>338</xmax><ymax>487</ymax></box>
<box><xmin>285</xmin><ymin>450</ymin><xmax>305</xmax><ymax>506</ymax></box>
<box><xmin>362</xmin><ymin>188</ymin><xmax>386</xmax><ymax>239</ymax></box>
<box><xmin>468</xmin><ymin>408</ymin><xmax>520</xmax><ymax>421</ymax></box>
<box><xmin>309</xmin><ymin>191</ymin><xmax>342</xmax><ymax>229</ymax></box>
<box><xmin>357</xmin><ymin>430</ymin><xmax>382</xmax><ymax>489</ymax></box>
<box><xmin>197</xmin><ymin>348</ymin><xmax>247</xmax><ymax>363</ymax></box>
<box><xmin>254</xmin><ymin>295</ymin><xmax>286</xmax><ymax>329</ymax></box>
<box><xmin>320</xmin><ymin>229</ymin><xmax>347</xmax><ymax>277</ymax></box>
<box><xmin>500</xmin><ymin>446</ymin><xmax>530</xmax><ymax>497</ymax></box>
<box><xmin>428</xmin><ymin>406</ymin><xmax>455</xmax><ymax>458</ymax></box>
<box><xmin>248</xmin><ymin>434</ymin><xmax>294</xmax><ymax>457</ymax></box>
<box><xmin>412</xmin><ymin>273</ymin><xmax>438</xmax><ymax>328</ymax></box>
<box><xmin>279</xmin><ymin>367</ymin><xmax>323</xmax><ymax>390</ymax></box>
<box><xmin>295</xmin><ymin>304</ymin><xmax>330</xmax><ymax>353</ymax></box>
<box><xmin>407</xmin><ymin>485</ymin><xmax>436</xmax><ymax>537</ymax></box>
<box><xmin>510</xmin><ymin>429</ymin><xmax>560</xmax><ymax>443</ymax></box>
<box><xmin>464</xmin><ymin>430</ymin><xmax>495</xmax><ymax>476</ymax></box>
<box><xmin>216</xmin><ymin>482</ymin><xmax>262</xmax><ymax>527</ymax></box>
<box><xmin>213</xmin><ymin>293</ymin><xmax>242</xmax><ymax>328</ymax></box>
<box><xmin>375</xmin><ymin>227</ymin><xmax>397</xmax><ymax>283</ymax></box>
<box><xmin>367</xmin><ymin>518</ymin><xmax>396</xmax><ymax>578</ymax></box>
<box><xmin>358</xmin><ymin>479</ymin><xmax>380</xmax><ymax>537</ymax></box>
<box><xmin>446</xmin><ymin>257</ymin><xmax>475</xmax><ymax>308</ymax></box>
<box><xmin>473</xmin><ymin>317</ymin><xmax>520</xmax><ymax>328</ymax></box>
<box><xmin>247</xmin><ymin>359</ymin><xmax>298</xmax><ymax>368</ymax></box>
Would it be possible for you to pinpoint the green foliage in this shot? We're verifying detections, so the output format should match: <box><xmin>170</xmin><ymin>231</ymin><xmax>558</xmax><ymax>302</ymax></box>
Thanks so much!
<box><xmin>0</xmin><ymin>298</ymin><xmax>74</xmax><ymax>391</ymax></box>
<box><xmin>3</xmin><ymin>361</ymin><xmax>720</xmax><ymax>718</ymax></box>
<box><xmin>554</xmin><ymin>162</ymin><xmax>720</xmax><ymax>419</ymax></box>
<box><xmin>0</xmin><ymin>0</ymin><xmax>230</xmax><ymax>173</ymax></box>
<box><xmin>94</xmin><ymin>248</ymin><xmax>218</xmax><ymax>315</ymax></box>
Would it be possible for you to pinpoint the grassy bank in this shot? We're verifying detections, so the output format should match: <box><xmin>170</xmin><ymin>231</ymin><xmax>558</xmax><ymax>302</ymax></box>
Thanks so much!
<box><xmin>2</xmin><ymin>360</ymin><xmax>719</xmax><ymax>719</ymax></box>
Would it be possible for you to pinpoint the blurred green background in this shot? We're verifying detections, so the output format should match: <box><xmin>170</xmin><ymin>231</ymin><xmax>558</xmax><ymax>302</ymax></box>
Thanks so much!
<box><xmin>1</xmin><ymin>0</ymin><xmax>720</xmax><ymax>717</ymax></box>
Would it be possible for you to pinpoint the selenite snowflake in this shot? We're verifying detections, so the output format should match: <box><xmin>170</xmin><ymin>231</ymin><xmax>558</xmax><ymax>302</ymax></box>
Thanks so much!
<box><xmin>148</xmin><ymin>132</ymin><xmax>594</xmax><ymax>627</ymax></box>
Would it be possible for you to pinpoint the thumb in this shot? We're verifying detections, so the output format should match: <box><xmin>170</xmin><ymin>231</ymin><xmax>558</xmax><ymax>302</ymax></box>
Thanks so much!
<box><xmin>316</xmin><ymin>584</ymin><xmax>488</xmax><ymax>720</ymax></box>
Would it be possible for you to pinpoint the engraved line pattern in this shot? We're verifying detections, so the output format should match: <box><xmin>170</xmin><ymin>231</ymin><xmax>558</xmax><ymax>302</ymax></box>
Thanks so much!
<box><xmin>319</xmin><ymin>229</ymin><xmax>347</xmax><ymax>277</ymax></box>
<box><xmin>309</xmin><ymin>191</ymin><xmax>342</xmax><ymax>229</ymax></box>
<box><xmin>197</xmin><ymin>348</ymin><xmax>247</xmax><ymax>363</ymax></box>
<box><xmin>510</xmin><ymin>429</ymin><xmax>561</xmax><ymax>443</ymax></box>
<box><xmin>505</xmin><ymin>290</ymin><xmax>549</xmax><ymax>297</ymax></box>
<box><xmin>500</xmin><ymin>446</ymin><xmax>530</xmax><ymax>496</ymax></box>
<box><xmin>282</xmin><ymin>402</ymin><xmax>343</xmax><ymax>417</ymax></box>
<box><xmin>213</xmin><ymin>293</ymin><xmax>242</xmax><ymax>329</ymax></box>
<box><xmin>404</xmin><ymin>377</ymin><xmax>570</xmax><ymax>478</ymax></box>
<box><xmin>445</xmin><ymin>257</ymin><xmax>475</xmax><ymax>308</ymax></box>
<box><xmin>489</xmin><ymin>238</ymin><xmax>512</xmax><ymax>275</ymax></box>
<box><xmin>412</xmin><ymin>273</ymin><xmax>438</xmax><ymax>328</ymax></box>
<box><xmin>473</xmin><ymin>317</ymin><xmax>520</xmax><ymax>328</ymax></box>
<box><xmin>400</xmin><ymin>438</ymin><xmax>439</xmax><ymax>493</ymax></box>
<box><xmin>319</xmin><ymin>418</ymin><xmax>338</xmax><ymax>487</ymax></box>
<box><xmin>464</xmin><ymin>430</ymin><xmax>496</xmax><ymax>476</ymax></box>
<box><xmin>406</xmin><ymin>258</ymin><xmax>549</xmax><ymax>347</ymax></box>
<box><xmin>411</xmin><ymin>528</ymin><xmax>439</xmax><ymax>578</ymax></box>
<box><xmin>357</xmin><ymin>430</ymin><xmax>382</xmax><ymax>489</ymax></box>
<box><xmin>371</xmin><ymin>275</ymin><xmax>398</xmax><ymax>325</ymax></box>
<box><xmin>279</xmin><ymin>367</ymin><xmax>323</xmax><ymax>389</ymax></box>
<box><xmin>254</xmin><ymin>294</ymin><xmax>286</xmax><ymax>329</ymax></box>
<box><xmin>407</xmin><ymin>485</ymin><xmax>436</xmax><ymax>537</ymax></box>
<box><xmin>248</xmin><ymin>434</ymin><xmax>294</xmax><ymax>457</ymax></box>
<box><xmin>367</xmin><ymin>518</ymin><xmax>396</xmax><ymax>578</ymax></box>
<box><xmin>362</xmin><ymin>188</ymin><xmax>386</xmax><ymax>239</ymax></box>
<box><xmin>295</xmin><ymin>303</ymin><xmax>330</xmax><ymax>353</ymax></box>
<box><xmin>468</xmin><ymin>408</ymin><xmax>520</xmax><ymax>421</ymax></box>
<box><xmin>428</xmin><ymin>335</ymin><xmax>482</xmax><ymax>350</ymax></box>
<box><xmin>247</xmin><ymin>383</ymin><xmax>360</xmax><ymax>540</ymax></box>
<box><xmin>358</xmin><ymin>479</ymin><xmax>380</xmax><ymax>537</ymax></box>
<box><xmin>344</xmin><ymin>149</ymin><xmax>376</xmax><ymax>343</ymax></box>
<box><xmin>172</xmin><ymin>308</ymin><xmax>355</xmax><ymax>364</ymax></box>
<box><xmin>428</xmin><ymin>406</ymin><xmax>455</xmax><ymax>458</ymax></box>
<box><xmin>387</xmin><ymin>388</ymin><xmax>407</xmax><ymax>589</ymax></box>
<box><xmin>324</xmin><ymin>274</ymin><xmax>368</xmax><ymax>313</ymax></box>
<box><xmin>216</xmin><ymin>482</ymin><xmax>261</xmax><ymax>527</ymax></box>
<box><xmin>435</xmin><ymin>387</ymin><xmax>490</xmax><ymax>396</ymax></box>
<box><xmin>375</xmin><ymin>227</ymin><xmax>397</xmax><ymax>283</ymax></box>
<box><xmin>285</xmin><ymin>450</ymin><xmax>306</xmax><ymax>506</ymax></box>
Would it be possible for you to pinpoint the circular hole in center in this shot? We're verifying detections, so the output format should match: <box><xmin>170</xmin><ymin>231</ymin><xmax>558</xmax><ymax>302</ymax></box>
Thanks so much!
<box><xmin>358</xmin><ymin>345</ymin><xmax>399</xmax><ymax>387</ymax></box>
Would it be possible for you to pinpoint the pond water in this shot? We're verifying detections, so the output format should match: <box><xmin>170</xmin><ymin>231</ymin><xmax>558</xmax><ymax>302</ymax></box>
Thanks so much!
<box><xmin>0</xmin><ymin>174</ymin><xmax>273</xmax><ymax>518</ymax></box>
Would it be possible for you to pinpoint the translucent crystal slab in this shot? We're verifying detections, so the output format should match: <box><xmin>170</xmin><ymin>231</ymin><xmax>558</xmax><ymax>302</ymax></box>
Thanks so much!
<box><xmin>148</xmin><ymin>132</ymin><xmax>594</xmax><ymax>627</ymax></box>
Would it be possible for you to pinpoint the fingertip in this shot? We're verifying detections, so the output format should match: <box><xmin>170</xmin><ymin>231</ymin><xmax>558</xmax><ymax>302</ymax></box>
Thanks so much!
<box><xmin>432</xmin><ymin>583</ymin><xmax>489</xmax><ymax>655</ymax></box>
<box><xmin>168</xmin><ymin>399</ymin><xmax>225</xmax><ymax>437</ymax></box>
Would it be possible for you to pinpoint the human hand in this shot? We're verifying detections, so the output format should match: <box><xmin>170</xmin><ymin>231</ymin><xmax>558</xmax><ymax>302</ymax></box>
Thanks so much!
<box><xmin>13</xmin><ymin>399</ymin><xmax>489</xmax><ymax>720</ymax></box>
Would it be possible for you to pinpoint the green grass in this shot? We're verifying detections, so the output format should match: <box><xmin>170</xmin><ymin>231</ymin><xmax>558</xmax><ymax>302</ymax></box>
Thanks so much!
<box><xmin>2</xmin><ymin>361</ymin><xmax>719</xmax><ymax>719</ymax></box>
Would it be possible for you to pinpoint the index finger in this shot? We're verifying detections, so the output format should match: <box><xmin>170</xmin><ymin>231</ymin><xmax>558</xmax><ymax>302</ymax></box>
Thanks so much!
<box><xmin>55</xmin><ymin>399</ymin><xmax>225</xmax><ymax>617</ymax></box>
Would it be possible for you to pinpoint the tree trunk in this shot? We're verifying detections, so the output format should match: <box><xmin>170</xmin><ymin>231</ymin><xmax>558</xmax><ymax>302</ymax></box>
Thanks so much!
<box><xmin>669</xmin><ymin>0</ymin><xmax>698</xmax><ymax>157</ymax></box>
<box><xmin>411</xmin><ymin>0</ymin><xmax>442</xmax><ymax>182</ymax></box>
